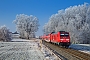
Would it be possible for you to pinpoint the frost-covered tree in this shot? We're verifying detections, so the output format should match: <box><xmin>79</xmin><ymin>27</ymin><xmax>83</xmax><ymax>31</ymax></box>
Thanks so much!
<box><xmin>0</xmin><ymin>25</ymin><xmax>12</xmax><ymax>42</ymax></box>
<box><xmin>13</xmin><ymin>14</ymin><xmax>39</xmax><ymax>39</ymax></box>
<box><xmin>43</xmin><ymin>3</ymin><xmax>90</xmax><ymax>44</ymax></box>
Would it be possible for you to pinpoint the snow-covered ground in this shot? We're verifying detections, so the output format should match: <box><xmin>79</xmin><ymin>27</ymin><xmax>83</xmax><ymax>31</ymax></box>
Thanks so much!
<box><xmin>11</xmin><ymin>39</ymin><xmax>31</xmax><ymax>42</ymax></box>
<box><xmin>0</xmin><ymin>39</ymin><xmax>61</xmax><ymax>60</ymax></box>
<box><xmin>69</xmin><ymin>44</ymin><xmax>90</xmax><ymax>54</ymax></box>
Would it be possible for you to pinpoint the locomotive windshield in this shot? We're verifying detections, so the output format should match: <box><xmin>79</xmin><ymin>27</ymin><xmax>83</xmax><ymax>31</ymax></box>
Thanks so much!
<box><xmin>60</xmin><ymin>33</ymin><xmax>69</xmax><ymax>37</ymax></box>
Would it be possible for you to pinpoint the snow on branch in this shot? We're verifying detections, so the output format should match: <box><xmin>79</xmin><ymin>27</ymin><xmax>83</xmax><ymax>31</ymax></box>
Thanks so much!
<box><xmin>43</xmin><ymin>3</ymin><xmax>90</xmax><ymax>44</ymax></box>
<box><xmin>0</xmin><ymin>25</ymin><xmax>12</xmax><ymax>42</ymax></box>
<box><xmin>13</xmin><ymin>14</ymin><xmax>39</xmax><ymax>39</ymax></box>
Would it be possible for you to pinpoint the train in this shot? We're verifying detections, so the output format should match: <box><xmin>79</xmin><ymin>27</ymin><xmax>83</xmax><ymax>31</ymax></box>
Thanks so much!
<box><xmin>40</xmin><ymin>31</ymin><xmax>71</xmax><ymax>48</ymax></box>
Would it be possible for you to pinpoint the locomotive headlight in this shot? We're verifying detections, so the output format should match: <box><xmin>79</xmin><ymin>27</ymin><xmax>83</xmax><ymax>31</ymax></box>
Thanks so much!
<box><xmin>66</xmin><ymin>39</ymin><xmax>69</xmax><ymax>40</ymax></box>
<box><xmin>60</xmin><ymin>39</ymin><xmax>63</xmax><ymax>40</ymax></box>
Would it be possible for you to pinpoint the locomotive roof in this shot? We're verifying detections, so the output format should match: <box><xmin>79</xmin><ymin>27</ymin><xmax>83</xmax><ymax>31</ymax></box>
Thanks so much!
<box><xmin>44</xmin><ymin>31</ymin><xmax>68</xmax><ymax>35</ymax></box>
<box><xmin>51</xmin><ymin>31</ymin><xmax>66</xmax><ymax>34</ymax></box>
<box><xmin>59</xmin><ymin>31</ymin><xmax>65</xmax><ymax>32</ymax></box>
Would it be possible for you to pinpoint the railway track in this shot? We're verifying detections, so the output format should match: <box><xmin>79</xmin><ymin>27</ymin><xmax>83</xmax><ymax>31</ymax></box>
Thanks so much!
<box><xmin>42</xmin><ymin>40</ymin><xmax>90</xmax><ymax>60</ymax></box>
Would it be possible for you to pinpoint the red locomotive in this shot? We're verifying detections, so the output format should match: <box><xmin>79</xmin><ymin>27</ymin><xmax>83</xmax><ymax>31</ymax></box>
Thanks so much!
<box><xmin>41</xmin><ymin>31</ymin><xmax>71</xmax><ymax>48</ymax></box>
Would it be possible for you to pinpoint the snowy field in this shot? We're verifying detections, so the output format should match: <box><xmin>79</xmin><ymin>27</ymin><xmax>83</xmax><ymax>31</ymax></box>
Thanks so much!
<box><xmin>69</xmin><ymin>44</ymin><xmax>90</xmax><ymax>54</ymax></box>
<box><xmin>0</xmin><ymin>39</ymin><xmax>60</xmax><ymax>60</ymax></box>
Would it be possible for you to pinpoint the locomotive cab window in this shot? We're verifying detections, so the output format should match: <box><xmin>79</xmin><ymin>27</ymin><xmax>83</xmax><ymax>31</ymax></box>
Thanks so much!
<box><xmin>65</xmin><ymin>34</ymin><xmax>69</xmax><ymax>36</ymax></box>
<box><xmin>60</xmin><ymin>34</ymin><xmax>64</xmax><ymax>36</ymax></box>
<box><xmin>60</xmin><ymin>34</ymin><xmax>69</xmax><ymax>36</ymax></box>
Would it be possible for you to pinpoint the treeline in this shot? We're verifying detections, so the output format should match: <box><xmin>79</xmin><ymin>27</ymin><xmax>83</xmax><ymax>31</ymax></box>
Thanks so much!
<box><xmin>43</xmin><ymin>3</ymin><xmax>90</xmax><ymax>44</ymax></box>
<box><xmin>0</xmin><ymin>25</ymin><xmax>12</xmax><ymax>42</ymax></box>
